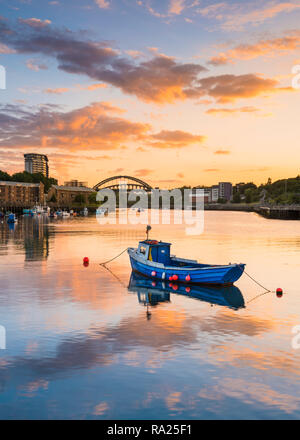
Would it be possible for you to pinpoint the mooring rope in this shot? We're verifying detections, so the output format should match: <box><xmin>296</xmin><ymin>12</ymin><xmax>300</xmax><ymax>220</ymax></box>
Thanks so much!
<box><xmin>99</xmin><ymin>247</ymin><xmax>129</xmax><ymax>266</ymax></box>
<box><xmin>239</xmin><ymin>265</ymin><xmax>272</xmax><ymax>293</ymax></box>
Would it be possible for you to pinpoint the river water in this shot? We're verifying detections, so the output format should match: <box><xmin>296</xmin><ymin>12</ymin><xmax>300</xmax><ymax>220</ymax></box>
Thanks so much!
<box><xmin>0</xmin><ymin>211</ymin><xmax>299</xmax><ymax>419</ymax></box>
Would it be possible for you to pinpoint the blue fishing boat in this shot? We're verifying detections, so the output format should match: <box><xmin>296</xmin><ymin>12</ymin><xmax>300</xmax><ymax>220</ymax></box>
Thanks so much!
<box><xmin>128</xmin><ymin>271</ymin><xmax>245</xmax><ymax>310</ymax></box>
<box><xmin>128</xmin><ymin>229</ymin><xmax>245</xmax><ymax>286</ymax></box>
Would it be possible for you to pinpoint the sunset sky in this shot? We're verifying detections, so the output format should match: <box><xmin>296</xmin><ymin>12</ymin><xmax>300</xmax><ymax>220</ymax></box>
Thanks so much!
<box><xmin>0</xmin><ymin>0</ymin><xmax>300</xmax><ymax>188</ymax></box>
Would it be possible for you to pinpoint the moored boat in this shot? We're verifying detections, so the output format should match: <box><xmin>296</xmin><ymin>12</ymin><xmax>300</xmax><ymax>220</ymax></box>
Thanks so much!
<box><xmin>7</xmin><ymin>213</ymin><xmax>17</xmax><ymax>224</ymax></box>
<box><xmin>128</xmin><ymin>234</ymin><xmax>245</xmax><ymax>286</ymax></box>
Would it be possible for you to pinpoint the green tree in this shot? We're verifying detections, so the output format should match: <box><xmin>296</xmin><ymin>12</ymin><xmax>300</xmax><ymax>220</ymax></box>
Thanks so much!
<box><xmin>11</xmin><ymin>171</ymin><xmax>34</xmax><ymax>183</ymax></box>
<box><xmin>0</xmin><ymin>170</ymin><xmax>11</xmax><ymax>181</ymax></box>
<box><xmin>88</xmin><ymin>192</ymin><xmax>97</xmax><ymax>204</ymax></box>
<box><xmin>245</xmin><ymin>188</ymin><xmax>252</xmax><ymax>203</ymax></box>
<box><xmin>74</xmin><ymin>194</ymin><xmax>85</xmax><ymax>204</ymax></box>
<box><xmin>232</xmin><ymin>192</ymin><xmax>241</xmax><ymax>203</ymax></box>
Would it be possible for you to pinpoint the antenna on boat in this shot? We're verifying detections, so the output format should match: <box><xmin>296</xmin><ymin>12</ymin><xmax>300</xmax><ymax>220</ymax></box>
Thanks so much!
<box><xmin>146</xmin><ymin>225</ymin><xmax>151</xmax><ymax>240</ymax></box>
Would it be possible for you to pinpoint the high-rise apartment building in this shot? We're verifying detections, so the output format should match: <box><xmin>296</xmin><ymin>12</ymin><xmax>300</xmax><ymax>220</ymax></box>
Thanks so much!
<box><xmin>24</xmin><ymin>153</ymin><xmax>49</xmax><ymax>178</ymax></box>
<box><xmin>218</xmin><ymin>182</ymin><xmax>233</xmax><ymax>201</ymax></box>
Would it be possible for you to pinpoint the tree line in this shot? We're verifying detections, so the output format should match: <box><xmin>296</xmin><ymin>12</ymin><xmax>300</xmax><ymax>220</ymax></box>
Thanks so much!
<box><xmin>0</xmin><ymin>170</ymin><xmax>58</xmax><ymax>193</ymax></box>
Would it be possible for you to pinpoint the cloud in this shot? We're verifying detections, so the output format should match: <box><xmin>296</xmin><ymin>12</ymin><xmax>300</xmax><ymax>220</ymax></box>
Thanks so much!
<box><xmin>0</xmin><ymin>16</ymin><xmax>207</xmax><ymax>104</ymax></box>
<box><xmin>214</xmin><ymin>149</ymin><xmax>231</xmax><ymax>154</ymax></box>
<box><xmin>26</xmin><ymin>58</ymin><xmax>48</xmax><ymax>71</ymax></box>
<box><xmin>187</xmin><ymin>73</ymin><xmax>291</xmax><ymax>103</ymax></box>
<box><xmin>43</xmin><ymin>87</ymin><xmax>69</xmax><ymax>94</ymax></box>
<box><xmin>135</xmin><ymin>168</ymin><xmax>153</xmax><ymax>176</ymax></box>
<box><xmin>1</xmin><ymin>17</ymin><xmax>292</xmax><ymax>105</ymax></box>
<box><xmin>148</xmin><ymin>129</ymin><xmax>206</xmax><ymax>148</ymax></box>
<box><xmin>94</xmin><ymin>0</ymin><xmax>110</xmax><ymax>8</ymax></box>
<box><xmin>169</xmin><ymin>0</ymin><xmax>187</xmax><ymax>15</ymax></box>
<box><xmin>18</xmin><ymin>18</ymin><xmax>52</xmax><ymax>28</ymax></box>
<box><xmin>0</xmin><ymin>101</ymin><xmax>151</xmax><ymax>152</ymax></box>
<box><xmin>0</xmin><ymin>43</ymin><xmax>15</xmax><ymax>54</ymax></box>
<box><xmin>208</xmin><ymin>30</ymin><xmax>300</xmax><ymax>65</ymax></box>
<box><xmin>84</xmin><ymin>83</ymin><xmax>107</xmax><ymax>91</ymax></box>
<box><xmin>207</xmin><ymin>106</ymin><xmax>259</xmax><ymax>115</ymax></box>
<box><xmin>197</xmin><ymin>1</ymin><xmax>300</xmax><ymax>31</ymax></box>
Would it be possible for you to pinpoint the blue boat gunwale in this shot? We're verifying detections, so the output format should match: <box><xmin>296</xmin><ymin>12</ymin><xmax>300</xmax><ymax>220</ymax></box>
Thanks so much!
<box><xmin>128</xmin><ymin>246</ymin><xmax>244</xmax><ymax>272</ymax></box>
<box><xmin>127</xmin><ymin>239</ymin><xmax>246</xmax><ymax>286</ymax></box>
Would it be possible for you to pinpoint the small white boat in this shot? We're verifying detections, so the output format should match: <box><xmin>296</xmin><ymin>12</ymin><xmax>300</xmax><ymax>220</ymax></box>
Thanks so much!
<box><xmin>96</xmin><ymin>207</ymin><xmax>107</xmax><ymax>215</ymax></box>
<box><xmin>62</xmin><ymin>211</ymin><xmax>71</xmax><ymax>218</ymax></box>
<box><xmin>83</xmin><ymin>207</ymin><xmax>88</xmax><ymax>216</ymax></box>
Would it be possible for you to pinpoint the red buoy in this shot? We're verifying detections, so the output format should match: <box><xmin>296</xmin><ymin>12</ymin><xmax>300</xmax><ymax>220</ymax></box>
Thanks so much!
<box><xmin>172</xmin><ymin>274</ymin><xmax>178</xmax><ymax>281</ymax></box>
<box><xmin>185</xmin><ymin>274</ymin><xmax>191</xmax><ymax>282</ymax></box>
<box><xmin>152</xmin><ymin>281</ymin><xmax>156</xmax><ymax>287</ymax></box>
<box><xmin>185</xmin><ymin>287</ymin><xmax>191</xmax><ymax>293</ymax></box>
<box><xmin>169</xmin><ymin>276</ymin><xmax>173</xmax><ymax>281</ymax></box>
<box><xmin>151</xmin><ymin>271</ymin><xmax>156</xmax><ymax>277</ymax></box>
<box><xmin>172</xmin><ymin>284</ymin><xmax>178</xmax><ymax>291</ymax></box>
<box><xmin>83</xmin><ymin>257</ymin><xmax>89</xmax><ymax>264</ymax></box>
<box><xmin>276</xmin><ymin>288</ymin><xmax>283</xmax><ymax>297</ymax></box>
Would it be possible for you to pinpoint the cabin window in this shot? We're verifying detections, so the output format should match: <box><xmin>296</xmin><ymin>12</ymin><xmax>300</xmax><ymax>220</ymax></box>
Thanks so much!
<box><xmin>139</xmin><ymin>246</ymin><xmax>147</xmax><ymax>255</ymax></box>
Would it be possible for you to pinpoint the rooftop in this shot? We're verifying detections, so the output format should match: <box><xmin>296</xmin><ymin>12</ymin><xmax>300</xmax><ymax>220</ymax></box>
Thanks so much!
<box><xmin>52</xmin><ymin>185</ymin><xmax>95</xmax><ymax>192</ymax></box>
<box><xmin>0</xmin><ymin>181</ymin><xmax>42</xmax><ymax>187</ymax></box>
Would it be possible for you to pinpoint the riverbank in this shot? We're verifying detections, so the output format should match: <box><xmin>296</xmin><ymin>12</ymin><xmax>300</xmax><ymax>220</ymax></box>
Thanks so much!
<box><xmin>204</xmin><ymin>203</ymin><xmax>300</xmax><ymax>219</ymax></box>
<box><xmin>2</xmin><ymin>203</ymin><xmax>300</xmax><ymax>220</ymax></box>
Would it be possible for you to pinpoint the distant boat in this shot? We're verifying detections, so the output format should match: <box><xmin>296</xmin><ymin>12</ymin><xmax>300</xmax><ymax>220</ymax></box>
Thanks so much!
<box><xmin>81</xmin><ymin>207</ymin><xmax>88</xmax><ymax>216</ymax></box>
<box><xmin>7</xmin><ymin>213</ymin><xmax>17</xmax><ymax>224</ymax></box>
<box><xmin>96</xmin><ymin>207</ymin><xmax>107</xmax><ymax>215</ymax></box>
<box><xmin>128</xmin><ymin>271</ymin><xmax>245</xmax><ymax>310</ymax></box>
<box><xmin>128</xmin><ymin>236</ymin><xmax>245</xmax><ymax>286</ymax></box>
<box><xmin>61</xmin><ymin>211</ymin><xmax>70</xmax><ymax>218</ymax></box>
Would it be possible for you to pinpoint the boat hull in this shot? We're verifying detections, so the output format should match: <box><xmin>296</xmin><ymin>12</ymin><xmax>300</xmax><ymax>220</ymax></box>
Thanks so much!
<box><xmin>128</xmin><ymin>249</ymin><xmax>245</xmax><ymax>286</ymax></box>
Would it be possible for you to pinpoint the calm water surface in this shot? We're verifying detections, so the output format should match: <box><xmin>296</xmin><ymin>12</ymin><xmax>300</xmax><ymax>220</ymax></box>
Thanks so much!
<box><xmin>0</xmin><ymin>211</ymin><xmax>300</xmax><ymax>419</ymax></box>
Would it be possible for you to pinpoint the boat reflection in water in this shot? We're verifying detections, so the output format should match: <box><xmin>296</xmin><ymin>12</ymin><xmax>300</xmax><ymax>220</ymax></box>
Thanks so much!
<box><xmin>128</xmin><ymin>271</ymin><xmax>245</xmax><ymax>312</ymax></box>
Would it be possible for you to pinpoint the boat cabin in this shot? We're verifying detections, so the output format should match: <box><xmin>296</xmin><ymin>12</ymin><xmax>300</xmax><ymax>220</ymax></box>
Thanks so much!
<box><xmin>138</xmin><ymin>240</ymin><xmax>171</xmax><ymax>265</ymax></box>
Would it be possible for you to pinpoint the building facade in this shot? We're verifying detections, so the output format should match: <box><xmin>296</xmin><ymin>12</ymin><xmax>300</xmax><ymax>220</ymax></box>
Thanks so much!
<box><xmin>218</xmin><ymin>182</ymin><xmax>233</xmax><ymax>201</ymax></box>
<box><xmin>0</xmin><ymin>181</ymin><xmax>44</xmax><ymax>207</ymax></box>
<box><xmin>47</xmin><ymin>185</ymin><xmax>95</xmax><ymax>206</ymax></box>
<box><xmin>64</xmin><ymin>180</ymin><xmax>88</xmax><ymax>188</ymax></box>
<box><xmin>24</xmin><ymin>153</ymin><xmax>49</xmax><ymax>178</ymax></box>
<box><xmin>211</xmin><ymin>185</ymin><xmax>219</xmax><ymax>203</ymax></box>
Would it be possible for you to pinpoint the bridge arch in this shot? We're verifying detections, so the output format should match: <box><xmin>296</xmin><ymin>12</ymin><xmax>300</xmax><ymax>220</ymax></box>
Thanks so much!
<box><xmin>93</xmin><ymin>175</ymin><xmax>153</xmax><ymax>192</ymax></box>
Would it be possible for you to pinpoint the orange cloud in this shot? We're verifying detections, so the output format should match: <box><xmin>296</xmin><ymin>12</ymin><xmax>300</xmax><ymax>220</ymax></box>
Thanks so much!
<box><xmin>148</xmin><ymin>130</ymin><xmax>206</xmax><ymax>148</ymax></box>
<box><xmin>44</xmin><ymin>87</ymin><xmax>69</xmax><ymax>94</ymax></box>
<box><xmin>0</xmin><ymin>102</ymin><xmax>151</xmax><ymax>151</ymax></box>
<box><xmin>208</xmin><ymin>31</ymin><xmax>300</xmax><ymax>65</ymax></box>
<box><xmin>135</xmin><ymin>168</ymin><xmax>153</xmax><ymax>176</ymax></box>
<box><xmin>94</xmin><ymin>0</ymin><xmax>110</xmax><ymax>9</ymax></box>
<box><xmin>18</xmin><ymin>18</ymin><xmax>51</xmax><ymax>28</ymax></box>
<box><xmin>198</xmin><ymin>1</ymin><xmax>300</xmax><ymax>31</ymax></box>
<box><xmin>207</xmin><ymin>106</ymin><xmax>259</xmax><ymax>115</ymax></box>
<box><xmin>190</xmin><ymin>74</ymin><xmax>292</xmax><ymax>103</ymax></box>
<box><xmin>214</xmin><ymin>150</ymin><xmax>231</xmax><ymax>155</ymax></box>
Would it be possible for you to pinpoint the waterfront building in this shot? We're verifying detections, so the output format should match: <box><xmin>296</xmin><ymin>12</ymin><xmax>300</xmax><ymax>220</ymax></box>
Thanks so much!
<box><xmin>24</xmin><ymin>153</ymin><xmax>49</xmax><ymax>178</ymax></box>
<box><xmin>47</xmin><ymin>185</ymin><xmax>95</xmax><ymax>207</ymax></box>
<box><xmin>218</xmin><ymin>182</ymin><xmax>233</xmax><ymax>201</ymax></box>
<box><xmin>64</xmin><ymin>180</ymin><xmax>88</xmax><ymax>188</ymax></box>
<box><xmin>0</xmin><ymin>181</ymin><xmax>44</xmax><ymax>207</ymax></box>
<box><xmin>190</xmin><ymin>187</ymin><xmax>211</xmax><ymax>204</ymax></box>
<box><xmin>211</xmin><ymin>185</ymin><xmax>219</xmax><ymax>203</ymax></box>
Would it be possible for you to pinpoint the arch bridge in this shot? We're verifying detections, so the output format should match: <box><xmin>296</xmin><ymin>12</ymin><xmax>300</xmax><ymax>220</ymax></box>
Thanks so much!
<box><xmin>93</xmin><ymin>175</ymin><xmax>153</xmax><ymax>192</ymax></box>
